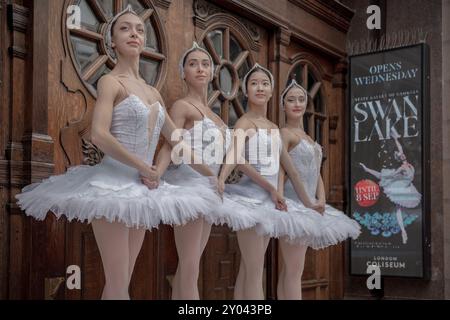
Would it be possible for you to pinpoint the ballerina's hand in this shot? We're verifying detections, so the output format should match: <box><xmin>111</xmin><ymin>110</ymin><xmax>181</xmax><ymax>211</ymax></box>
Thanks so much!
<box><xmin>217</xmin><ymin>178</ymin><xmax>225</xmax><ymax>202</ymax></box>
<box><xmin>311</xmin><ymin>201</ymin><xmax>325</xmax><ymax>215</ymax></box>
<box><xmin>140</xmin><ymin>165</ymin><xmax>159</xmax><ymax>182</ymax></box>
<box><xmin>141</xmin><ymin>175</ymin><xmax>159</xmax><ymax>190</ymax></box>
<box><xmin>270</xmin><ymin>189</ymin><xmax>287</xmax><ymax>212</ymax></box>
<box><xmin>140</xmin><ymin>165</ymin><xmax>160</xmax><ymax>189</ymax></box>
<box><xmin>207</xmin><ymin>176</ymin><xmax>222</xmax><ymax>202</ymax></box>
<box><xmin>276</xmin><ymin>200</ymin><xmax>288</xmax><ymax>211</ymax></box>
<box><xmin>359</xmin><ymin>162</ymin><xmax>367</xmax><ymax>171</ymax></box>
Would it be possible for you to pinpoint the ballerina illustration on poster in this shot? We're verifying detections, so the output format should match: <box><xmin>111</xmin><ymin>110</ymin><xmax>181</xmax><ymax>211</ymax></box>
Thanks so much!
<box><xmin>358</xmin><ymin>129</ymin><xmax>421</xmax><ymax>244</ymax></box>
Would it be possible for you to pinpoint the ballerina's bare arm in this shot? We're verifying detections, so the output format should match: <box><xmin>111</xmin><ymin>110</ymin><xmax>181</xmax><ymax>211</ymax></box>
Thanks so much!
<box><xmin>219</xmin><ymin>117</ymin><xmax>262</xmax><ymax>187</ymax></box>
<box><xmin>279</xmin><ymin>128</ymin><xmax>321</xmax><ymax>211</ymax></box>
<box><xmin>316</xmin><ymin>176</ymin><xmax>326</xmax><ymax>204</ymax></box>
<box><xmin>90</xmin><ymin>75</ymin><xmax>156</xmax><ymax>179</ymax></box>
<box><xmin>156</xmin><ymin>98</ymin><xmax>215</xmax><ymax>177</ymax></box>
<box><xmin>279</xmin><ymin>143</ymin><xmax>315</xmax><ymax>208</ymax></box>
<box><xmin>237</xmin><ymin>161</ymin><xmax>282</xmax><ymax>194</ymax></box>
<box><xmin>153</xmin><ymin>141</ymin><xmax>172</xmax><ymax>177</ymax></box>
<box><xmin>278</xmin><ymin>128</ymin><xmax>295</xmax><ymax>196</ymax></box>
<box><xmin>279</xmin><ymin>129</ymin><xmax>295</xmax><ymax>185</ymax></box>
<box><xmin>218</xmin><ymin>117</ymin><xmax>286</xmax><ymax>209</ymax></box>
<box><xmin>277</xmin><ymin>164</ymin><xmax>286</xmax><ymax>197</ymax></box>
<box><xmin>152</xmin><ymin>100</ymin><xmax>187</xmax><ymax>176</ymax></box>
<box><xmin>237</xmin><ymin>160</ymin><xmax>287</xmax><ymax>211</ymax></box>
<box><xmin>219</xmin><ymin>117</ymin><xmax>275</xmax><ymax>193</ymax></box>
<box><xmin>153</xmin><ymin>99</ymin><xmax>193</xmax><ymax>176</ymax></box>
<box><xmin>218</xmin><ymin>117</ymin><xmax>247</xmax><ymax>182</ymax></box>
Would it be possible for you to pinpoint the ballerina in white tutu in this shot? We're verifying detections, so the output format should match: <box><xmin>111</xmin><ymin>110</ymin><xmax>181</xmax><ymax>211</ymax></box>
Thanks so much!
<box><xmin>15</xmin><ymin>6</ymin><xmax>218</xmax><ymax>299</ymax></box>
<box><xmin>360</xmin><ymin>129</ymin><xmax>420</xmax><ymax>244</ymax></box>
<box><xmin>278</xmin><ymin>79</ymin><xmax>361</xmax><ymax>299</ymax></box>
<box><xmin>153</xmin><ymin>43</ymin><xmax>280</xmax><ymax>299</ymax></box>
<box><xmin>218</xmin><ymin>64</ymin><xmax>330</xmax><ymax>300</ymax></box>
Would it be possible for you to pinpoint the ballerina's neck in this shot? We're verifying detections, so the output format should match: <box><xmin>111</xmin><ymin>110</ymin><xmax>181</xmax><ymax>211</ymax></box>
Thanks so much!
<box><xmin>285</xmin><ymin>117</ymin><xmax>304</xmax><ymax>130</ymax></box>
<box><xmin>247</xmin><ymin>101</ymin><xmax>267</xmax><ymax>117</ymax></box>
<box><xmin>186</xmin><ymin>86</ymin><xmax>208</xmax><ymax>106</ymax></box>
<box><xmin>112</xmin><ymin>59</ymin><xmax>141</xmax><ymax>79</ymax></box>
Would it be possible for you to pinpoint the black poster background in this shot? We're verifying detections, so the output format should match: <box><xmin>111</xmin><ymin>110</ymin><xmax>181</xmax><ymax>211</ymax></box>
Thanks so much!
<box><xmin>349</xmin><ymin>44</ymin><xmax>429</xmax><ymax>278</ymax></box>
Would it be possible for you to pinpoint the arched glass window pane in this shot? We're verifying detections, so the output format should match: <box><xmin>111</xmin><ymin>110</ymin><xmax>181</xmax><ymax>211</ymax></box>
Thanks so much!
<box><xmin>71</xmin><ymin>36</ymin><xmax>99</xmax><ymax>73</ymax></box>
<box><xmin>219</xmin><ymin>66</ymin><xmax>233</xmax><ymax>96</ymax></box>
<box><xmin>288</xmin><ymin>62</ymin><xmax>325</xmax><ymax>144</ymax></box>
<box><xmin>78</xmin><ymin>0</ymin><xmax>100</xmax><ymax>32</ymax></box>
<box><xmin>230</xmin><ymin>35</ymin><xmax>242</xmax><ymax>62</ymax></box>
<box><xmin>290</xmin><ymin>65</ymin><xmax>303</xmax><ymax>85</ymax></box>
<box><xmin>145</xmin><ymin>19</ymin><xmax>159</xmax><ymax>52</ymax></box>
<box><xmin>208</xmin><ymin>30</ymin><xmax>223</xmax><ymax>59</ymax></box>
<box><xmin>203</xmin><ymin>27</ymin><xmax>253</xmax><ymax>126</ymax></box>
<box><xmin>96</xmin><ymin>0</ymin><xmax>114</xmax><ymax>18</ymax></box>
<box><xmin>238</xmin><ymin>59</ymin><xmax>250</xmax><ymax>79</ymax></box>
<box><xmin>238</xmin><ymin>59</ymin><xmax>250</xmax><ymax>109</ymax></box>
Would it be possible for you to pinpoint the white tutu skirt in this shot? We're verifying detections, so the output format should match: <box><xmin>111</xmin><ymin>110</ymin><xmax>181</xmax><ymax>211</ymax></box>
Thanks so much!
<box><xmin>225</xmin><ymin>176</ymin><xmax>325</xmax><ymax>245</ymax></box>
<box><xmin>163</xmin><ymin>164</ymin><xmax>260</xmax><ymax>231</ymax></box>
<box><xmin>272</xmin><ymin>201</ymin><xmax>362</xmax><ymax>249</ymax></box>
<box><xmin>15</xmin><ymin>156</ymin><xmax>220</xmax><ymax>229</ymax></box>
<box><xmin>280</xmin><ymin>182</ymin><xmax>361</xmax><ymax>249</ymax></box>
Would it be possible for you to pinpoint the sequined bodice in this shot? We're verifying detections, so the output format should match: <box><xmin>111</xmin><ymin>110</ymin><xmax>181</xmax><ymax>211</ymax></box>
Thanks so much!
<box><xmin>288</xmin><ymin>139</ymin><xmax>323</xmax><ymax>200</ymax></box>
<box><xmin>184</xmin><ymin>117</ymin><xmax>231</xmax><ymax>175</ymax></box>
<box><xmin>109</xmin><ymin>94</ymin><xmax>165</xmax><ymax>164</ymax></box>
<box><xmin>243</xmin><ymin>129</ymin><xmax>282</xmax><ymax>187</ymax></box>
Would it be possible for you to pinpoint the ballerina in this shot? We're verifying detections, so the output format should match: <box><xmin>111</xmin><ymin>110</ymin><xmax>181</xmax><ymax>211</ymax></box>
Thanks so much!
<box><xmin>15</xmin><ymin>6</ymin><xmax>219</xmax><ymax>300</ymax></box>
<box><xmin>359</xmin><ymin>129</ymin><xmax>421</xmax><ymax>244</ymax></box>
<box><xmin>278</xmin><ymin>79</ymin><xmax>361</xmax><ymax>299</ymax></box>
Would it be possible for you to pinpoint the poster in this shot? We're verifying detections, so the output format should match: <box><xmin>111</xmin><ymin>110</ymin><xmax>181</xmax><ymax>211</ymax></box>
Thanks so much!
<box><xmin>349</xmin><ymin>44</ymin><xmax>430</xmax><ymax>278</ymax></box>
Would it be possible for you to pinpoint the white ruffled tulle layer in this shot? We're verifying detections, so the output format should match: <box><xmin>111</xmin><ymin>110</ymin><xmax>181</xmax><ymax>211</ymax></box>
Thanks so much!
<box><xmin>226</xmin><ymin>177</ymin><xmax>361</xmax><ymax>249</ymax></box>
<box><xmin>15</xmin><ymin>156</ymin><xmax>220</xmax><ymax>229</ymax></box>
<box><xmin>261</xmin><ymin>200</ymin><xmax>361</xmax><ymax>250</ymax></box>
<box><xmin>163</xmin><ymin>164</ymin><xmax>261</xmax><ymax>231</ymax></box>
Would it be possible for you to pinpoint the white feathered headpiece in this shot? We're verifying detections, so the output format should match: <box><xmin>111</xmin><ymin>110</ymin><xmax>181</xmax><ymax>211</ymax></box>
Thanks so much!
<box><xmin>178</xmin><ymin>41</ymin><xmax>215</xmax><ymax>80</ymax></box>
<box><xmin>280</xmin><ymin>79</ymin><xmax>308</xmax><ymax>108</ymax></box>
<box><xmin>242</xmin><ymin>63</ymin><xmax>274</xmax><ymax>96</ymax></box>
